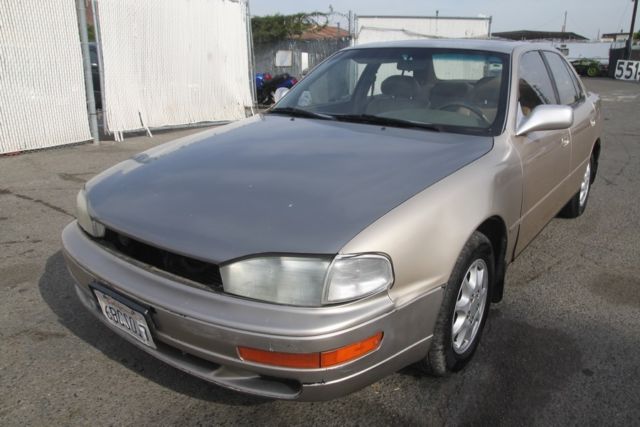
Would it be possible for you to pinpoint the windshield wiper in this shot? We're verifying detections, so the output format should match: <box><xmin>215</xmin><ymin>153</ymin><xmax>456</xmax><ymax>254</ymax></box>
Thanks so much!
<box><xmin>268</xmin><ymin>107</ymin><xmax>336</xmax><ymax>121</ymax></box>
<box><xmin>332</xmin><ymin>114</ymin><xmax>442</xmax><ymax>132</ymax></box>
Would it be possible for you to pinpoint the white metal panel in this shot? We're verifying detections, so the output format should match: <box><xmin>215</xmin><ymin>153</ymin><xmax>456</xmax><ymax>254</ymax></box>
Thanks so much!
<box><xmin>356</xmin><ymin>16</ymin><xmax>490</xmax><ymax>45</ymax></box>
<box><xmin>94</xmin><ymin>0</ymin><xmax>253</xmax><ymax>137</ymax></box>
<box><xmin>547</xmin><ymin>42</ymin><xmax>612</xmax><ymax>64</ymax></box>
<box><xmin>0</xmin><ymin>0</ymin><xmax>91</xmax><ymax>154</ymax></box>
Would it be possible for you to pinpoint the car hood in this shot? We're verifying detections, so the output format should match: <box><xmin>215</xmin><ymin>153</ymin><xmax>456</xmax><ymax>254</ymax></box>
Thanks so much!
<box><xmin>86</xmin><ymin>115</ymin><xmax>493</xmax><ymax>263</ymax></box>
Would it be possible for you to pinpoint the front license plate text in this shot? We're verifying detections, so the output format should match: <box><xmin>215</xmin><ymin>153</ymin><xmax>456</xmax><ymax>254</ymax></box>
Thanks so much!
<box><xmin>94</xmin><ymin>289</ymin><xmax>157</xmax><ymax>349</ymax></box>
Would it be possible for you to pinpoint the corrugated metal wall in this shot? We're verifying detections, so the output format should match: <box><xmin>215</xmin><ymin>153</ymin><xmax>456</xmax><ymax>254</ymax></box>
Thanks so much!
<box><xmin>94</xmin><ymin>0</ymin><xmax>253</xmax><ymax>138</ymax></box>
<box><xmin>0</xmin><ymin>0</ymin><xmax>91</xmax><ymax>154</ymax></box>
<box><xmin>356</xmin><ymin>16</ymin><xmax>491</xmax><ymax>45</ymax></box>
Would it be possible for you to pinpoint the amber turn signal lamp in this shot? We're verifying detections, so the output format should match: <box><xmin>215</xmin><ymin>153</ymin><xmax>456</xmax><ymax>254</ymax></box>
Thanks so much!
<box><xmin>238</xmin><ymin>332</ymin><xmax>383</xmax><ymax>369</ymax></box>
<box><xmin>320</xmin><ymin>332</ymin><xmax>383</xmax><ymax>367</ymax></box>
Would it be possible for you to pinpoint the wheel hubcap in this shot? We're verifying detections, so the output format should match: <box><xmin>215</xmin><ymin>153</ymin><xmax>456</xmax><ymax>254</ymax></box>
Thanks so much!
<box><xmin>451</xmin><ymin>259</ymin><xmax>489</xmax><ymax>354</ymax></box>
<box><xmin>579</xmin><ymin>162</ymin><xmax>591</xmax><ymax>207</ymax></box>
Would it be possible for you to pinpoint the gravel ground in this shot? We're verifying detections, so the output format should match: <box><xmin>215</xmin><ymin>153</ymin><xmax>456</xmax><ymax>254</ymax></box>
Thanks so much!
<box><xmin>1</xmin><ymin>78</ymin><xmax>639</xmax><ymax>426</ymax></box>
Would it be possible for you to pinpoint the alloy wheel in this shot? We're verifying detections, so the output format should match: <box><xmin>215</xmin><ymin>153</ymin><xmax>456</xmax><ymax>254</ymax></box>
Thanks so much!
<box><xmin>451</xmin><ymin>259</ymin><xmax>489</xmax><ymax>354</ymax></box>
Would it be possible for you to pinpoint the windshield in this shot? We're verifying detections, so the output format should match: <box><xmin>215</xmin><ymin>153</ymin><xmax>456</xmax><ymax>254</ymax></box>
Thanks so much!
<box><xmin>271</xmin><ymin>47</ymin><xmax>510</xmax><ymax>136</ymax></box>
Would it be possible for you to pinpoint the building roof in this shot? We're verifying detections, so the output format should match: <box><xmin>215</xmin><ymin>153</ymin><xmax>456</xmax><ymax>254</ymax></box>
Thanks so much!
<box><xmin>493</xmin><ymin>30</ymin><xmax>588</xmax><ymax>41</ymax></box>
<box><xmin>602</xmin><ymin>32</ymin><xmax>630</xmax><ymax>38</ymax></box>
<box><xmin>297</xmin><ymin>25</ymin><xmax>350</xmax><ymax>41</ymax></box>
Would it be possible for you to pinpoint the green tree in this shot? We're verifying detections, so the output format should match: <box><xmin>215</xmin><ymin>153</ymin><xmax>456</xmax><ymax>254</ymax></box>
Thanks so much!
<box><xmin>251</xmin><ymin>13</ymin><xmax>327</xmax><ymax>43</ymax></box>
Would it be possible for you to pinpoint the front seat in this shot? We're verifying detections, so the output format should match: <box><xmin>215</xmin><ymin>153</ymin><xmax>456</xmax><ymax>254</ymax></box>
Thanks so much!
<box><xmin>366</xmin><ymin>75</ymin><xmax>421</xmax><ymax>115</ymax></box>
<box><xmin>429</xmin><ymin>81</ymin><xmax>471</xmax><ymax>109</ymax></box>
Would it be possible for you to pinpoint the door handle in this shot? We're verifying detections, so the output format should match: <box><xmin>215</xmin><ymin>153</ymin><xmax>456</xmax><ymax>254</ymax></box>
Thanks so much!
<box><xmin>561</xmin><ymin>136</ymin><xmax>570</xmax><ymax>147</ymax></box>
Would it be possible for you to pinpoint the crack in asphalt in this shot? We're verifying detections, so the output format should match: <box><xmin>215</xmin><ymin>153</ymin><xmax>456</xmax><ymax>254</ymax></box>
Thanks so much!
<box><xmin>0</xmin><ymin>188</ymin><xmax>74</xmax><ymax>218</ymax></box>
<box><xmin>58</xmin><ymin>172</ymin><xmax>92</xmax><ymax>184</ymax></box>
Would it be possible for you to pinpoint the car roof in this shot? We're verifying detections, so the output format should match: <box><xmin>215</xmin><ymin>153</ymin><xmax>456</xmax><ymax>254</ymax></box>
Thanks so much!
<box><xmin>346</xmin><ymin>39</ymin><xmax>531</xmax><ymax>54</ymax></box>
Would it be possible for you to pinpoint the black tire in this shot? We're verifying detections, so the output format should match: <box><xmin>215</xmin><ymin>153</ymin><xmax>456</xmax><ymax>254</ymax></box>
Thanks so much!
<box><xmin>558</xmin><ymin>152</ymin><xmax>596</xmax><ymax>218</ymax></box>
<box><xmin>421</xmin><ymin>231</ymin><xmax>494</xmax><ymax>376</ymax></box>
<box><xmin>587</xmin><ymin>66</ymin><xmax>599</xmax><ymax>77</ymax></box>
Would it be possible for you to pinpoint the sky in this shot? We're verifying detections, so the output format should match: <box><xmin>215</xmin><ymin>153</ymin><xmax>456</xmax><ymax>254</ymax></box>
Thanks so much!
<box><xmin>248</xmin><ymin>0</ymin><xmax>639</xmax><ymax>40</ymax></box>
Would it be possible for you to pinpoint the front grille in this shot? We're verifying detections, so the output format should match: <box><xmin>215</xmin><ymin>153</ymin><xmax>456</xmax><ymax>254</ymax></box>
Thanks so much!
<box><xmin>97</xmin><ymin>228</ymin><xmax>223</xmax><ymax>290</ymax></box>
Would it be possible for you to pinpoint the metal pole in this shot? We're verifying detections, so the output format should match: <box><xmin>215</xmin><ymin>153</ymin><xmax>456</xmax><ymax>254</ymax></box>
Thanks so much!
<box><xmin>91</xmin><ymin>0</ymin><xmax>106</xmax><ymax>130</ymax></box>
<box><xmin>488</xmin><ymin>16</ymin><xmax>493</xmax><ymax>39</ymax></box>
<box><xmin>245</xmin><ymin>0</ymin><xmax>257</xmax><ymax>109</ymax></box>
<box><xmin>626</xmin><ymin>0</ymin><xmax>638</xmax><ymax>59</ymax></box>
<box><xmin>353</xmin><ymin>13</ymin><xmax>358</xmax><ymax>46</ymax></box>
<box><xmin>76</xmin><ymin>0</ymin><xmax>99</xmax><ymax>144</ymax></box>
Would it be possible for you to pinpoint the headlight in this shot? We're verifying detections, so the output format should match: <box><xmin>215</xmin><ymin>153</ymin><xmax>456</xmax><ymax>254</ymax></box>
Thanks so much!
<box><xmin>324</xmin><ymin>254</ymin><xmax>394</xmax><ymax>303</ymax></box>
<box><xmin>76</xmin><ymin>189</ymin><xmax>105</xmax><ymax>238</ymax></box>
<box><xmin>221</xmin><ymin>257</ymin><xmax>331</xmax><ymax>306</ymax></box>
<box><xmin>220</xmin><ymin>254</ymin><xmax>393</xmax><ymax>306</ymax></box>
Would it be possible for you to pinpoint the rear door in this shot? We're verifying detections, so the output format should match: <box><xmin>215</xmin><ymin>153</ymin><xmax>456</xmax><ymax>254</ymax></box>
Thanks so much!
<box><xmin>541</xmin><ymin>51</ymin><xmax>595</xmax><ymax>178</ymax></box>
<box><xmin>513</xmin><ymin>50</ymin><xmax>572</xmax><ymax>255</ymax></box>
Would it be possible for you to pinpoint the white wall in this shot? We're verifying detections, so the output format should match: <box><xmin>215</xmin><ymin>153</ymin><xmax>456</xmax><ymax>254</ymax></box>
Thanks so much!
<box><xmin>0</xmin><ymin>0</ymin><xmax>90</xmax><ymax>154</ymax></box>
<box><xmin>94</xmin><ymin>0</ymin><xmax>253</xmax><ymax>138</ymax></box>
<box><xmin>550</xmin><ymin>42</ymin><xmax>612</xmax><ymax>64</ymax></box>
<box><xmin>355</xmin><ymin>16</ymin><xmax>491</xmax><ymax>45</ymax></box>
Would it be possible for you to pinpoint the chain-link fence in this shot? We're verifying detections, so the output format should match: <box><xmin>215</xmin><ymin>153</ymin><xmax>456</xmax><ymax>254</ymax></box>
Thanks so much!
<box><xmin>0</xmin><ymin>0</ymin><xmax>91</xmax><ymax>154</ymax></box>
<box><xmin>93</xmin><ymin>0</ymin><xmax>254</xmax><ymax>140</ymax></box>
<box><xmin>1</xmin><ymin>0</ymin><xmax>253</xmax><ymax>152</ymax></box>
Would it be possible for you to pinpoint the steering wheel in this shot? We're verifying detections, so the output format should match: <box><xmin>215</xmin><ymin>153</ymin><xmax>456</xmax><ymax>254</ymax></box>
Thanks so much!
<box><xmin>438</xmin><ymin>103</ymin><xmax>490</xmax><ymax>126</ymax></box>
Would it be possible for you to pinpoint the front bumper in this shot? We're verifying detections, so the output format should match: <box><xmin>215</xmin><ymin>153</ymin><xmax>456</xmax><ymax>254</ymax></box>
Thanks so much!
<box><xmin>62</xmin><ymin>222</ymin><xmax>443</xmax><ymax>400</ymax></box>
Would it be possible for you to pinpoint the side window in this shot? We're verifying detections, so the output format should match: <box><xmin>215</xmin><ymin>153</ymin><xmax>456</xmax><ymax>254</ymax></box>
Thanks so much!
<box><xmin>562</xmin><ymin>60</ymin><xmax>585</xmax><ymax>101</ymax></box>
<box><xmin>543</xmin><ymin>52</ymin><xmax>581</xmax><ymax>105</ymax></box>
<box><xmin>518</xmin><ymin>52</ymin><xmax>557</xmax><ymax>116</ymax></box>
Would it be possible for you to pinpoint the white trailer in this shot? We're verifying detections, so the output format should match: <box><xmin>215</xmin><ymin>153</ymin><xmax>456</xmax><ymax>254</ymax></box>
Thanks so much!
<box><xmin>355</xmin><ymin>15</ymin><xmax>492</xmax><ymax>45</ymax></box>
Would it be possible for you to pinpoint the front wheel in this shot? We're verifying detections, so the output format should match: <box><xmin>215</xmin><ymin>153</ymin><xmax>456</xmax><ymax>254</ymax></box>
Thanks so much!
<box><xmin>421</xmin><ymin>231</ymin><xmax>494</xmax><ymax>376</ymax></box>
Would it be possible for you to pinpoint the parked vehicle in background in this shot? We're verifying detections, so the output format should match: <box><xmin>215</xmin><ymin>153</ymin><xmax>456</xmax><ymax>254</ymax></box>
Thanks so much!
<box><xmin>256</xmin><ymin>72</ymin><xmax>298</xmax><ymax>104</ymax></box>
<box><xmin>571</xmin><ymin>58</ymin><xmax>607</xmax><ymax>77</ymax></box>
<box><xmin>63</xmin><ymin>40</ymin><xmax>602</xmax><ymax>401</ymax></box>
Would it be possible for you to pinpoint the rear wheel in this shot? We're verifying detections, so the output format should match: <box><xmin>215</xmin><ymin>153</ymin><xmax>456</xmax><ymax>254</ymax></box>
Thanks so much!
<box><xmin>587</xmin><ymin>66</ymin><xmax>599</xmax><ymax>77</ymax></box>
<box><xmin>559</xmin><ymin>152</ymin><xmax>595</xmax><ymax>218</ymax></box>
<box><xmin>421</xmin><ymin>232</ymin><xmax>494</xmax><ymax>376</ymax></box>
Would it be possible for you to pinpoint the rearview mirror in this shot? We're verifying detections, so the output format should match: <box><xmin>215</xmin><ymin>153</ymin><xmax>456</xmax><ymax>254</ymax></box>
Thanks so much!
<box><xmin>516</xmin><ymin>105</ymin><xmax>574</xmax><ymax>136</ymax></box>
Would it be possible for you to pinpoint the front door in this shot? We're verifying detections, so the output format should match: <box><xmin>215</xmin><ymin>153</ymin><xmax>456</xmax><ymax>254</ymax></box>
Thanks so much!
<box><xmin>513</xmin><ymin>50</ymin><xmax>571</xmax><ymax>255</ymax></box>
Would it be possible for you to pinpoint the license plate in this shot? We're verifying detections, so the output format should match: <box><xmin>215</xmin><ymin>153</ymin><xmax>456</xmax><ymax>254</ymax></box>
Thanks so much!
<box><xmin>93</xmin><ymin>286</ymin><xmax>156</xmax><ymax>349</ymax></box>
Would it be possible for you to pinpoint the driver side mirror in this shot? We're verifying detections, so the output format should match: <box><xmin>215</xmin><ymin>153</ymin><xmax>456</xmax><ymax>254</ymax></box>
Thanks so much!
<box><xmin>516</xmin><ymin>105</ymin><xmax>574</xmax><ymax>136</ymax></box>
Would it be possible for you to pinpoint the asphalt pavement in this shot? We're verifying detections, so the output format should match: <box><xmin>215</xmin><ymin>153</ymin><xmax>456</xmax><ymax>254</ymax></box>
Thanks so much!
<box><xmin>1</xmin><ymin>78</ymin><xmax>639</xmax><ymax>426</ymax></box>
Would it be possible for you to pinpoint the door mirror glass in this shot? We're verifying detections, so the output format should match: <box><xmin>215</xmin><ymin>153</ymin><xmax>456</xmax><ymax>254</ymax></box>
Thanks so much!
<box><xmin>516</xmin><ymin>104</ymin><xmax>574</xmax><ymax>136</ymax></box>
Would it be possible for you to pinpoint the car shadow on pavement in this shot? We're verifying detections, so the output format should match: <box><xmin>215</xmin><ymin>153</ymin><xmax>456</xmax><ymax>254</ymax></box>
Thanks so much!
<box><xmin>38</xmin><ymin>251</ymin><xmax>268</xmax><ymax>407</ymax></box>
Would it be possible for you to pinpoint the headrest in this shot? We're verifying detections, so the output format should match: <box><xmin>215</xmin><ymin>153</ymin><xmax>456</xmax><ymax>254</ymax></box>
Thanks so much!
<box><xmin>380</xmin><ymin>75</ymin><xmax>420</xmax><ymax>98</ymax></box>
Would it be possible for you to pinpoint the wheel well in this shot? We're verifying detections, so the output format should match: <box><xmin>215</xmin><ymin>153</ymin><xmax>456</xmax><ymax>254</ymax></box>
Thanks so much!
<box><xmin>591</xmin><ymin>139</ymin><xmax>601</xmax><ymax>183</ymax></box>
<box><xmin>593</xmin><ymin>139</ymin><xmax>601</xmax><ymax>162</ymax></box>
<box><xmin>476</xmin><ymin>216</ymin><xmax>507</xmax><ymax>303</ymax></box>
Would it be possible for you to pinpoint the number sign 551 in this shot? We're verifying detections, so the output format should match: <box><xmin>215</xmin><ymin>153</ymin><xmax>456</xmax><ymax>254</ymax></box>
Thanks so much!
<box><xmin>615</xmin><ymin>60</ymin><xmax>640</xmax><ymax>81</ymax></box>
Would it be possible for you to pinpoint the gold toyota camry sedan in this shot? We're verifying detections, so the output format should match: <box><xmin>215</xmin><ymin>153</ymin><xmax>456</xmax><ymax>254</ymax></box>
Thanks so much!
<box><xmin>62</xmin><ymin>40</ymin><xmax>602</xmax><ymax>400</ymax></box>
